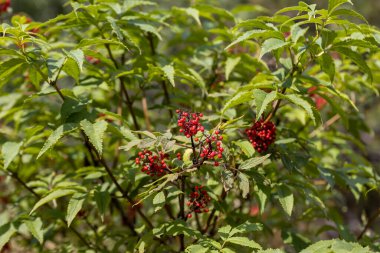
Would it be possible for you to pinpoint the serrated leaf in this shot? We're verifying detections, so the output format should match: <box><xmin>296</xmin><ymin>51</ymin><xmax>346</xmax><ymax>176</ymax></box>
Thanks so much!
<box><xmin>329</xmin><ymin>8</ymin><xmax>367</xmax><ymax>23</ymax></box>
<box><xmin>124</xmin><ymin>1</ymin><xmax>156</xmax><ymax>11</ymax></box>
<box><xmin>30</xmin><ymin>189</ymin><xmax>77</xmax><ymax>214</ymax></box>
<box><xmin>153</xmin><ymin>191</ymin><xmax>165</xmax><ymax>213</ymax></box>
<box><xmin>66</xmin><ymin>193</ymin><xmax>86</xmax><ymax>227</ymax></box>
<box><xmin>184</xmin><ymin>8</ymin><xmax>201</xmax><ymax>26</ymax></box>
<box><xmin>290</xmin><ymin>24</ymin><xmax>309</xmax><ymax>43</ymax></box>
<box><xmin>333</xmin><ymin>46</ymin><xmax>373</xmax><ymax>81</ymax></box>
<box><xmin>226</xmin><ymin>30</ymin><xmax>283</xmax><ymax>50</ymax></box>
<box><xmin>300</xmin><ymin>239</ymin><xmax>374</xmax><ymax>253</ymax></box>
<box><xmin>80</xmin><ymin>119</ymin><xmax>108</xmax><ymax>155</ymax></box>
<box><xmin>94</xmin><ymin>190</ymin><xmax>111</xmax><ymax>223</ymax></box>
<box><xmin>107</xmin><ymin>17</ymin><xmax>124</xmax><ymax>42</ymax></box>
<box><xmin>37</xmin><ymin>123</ymin><xmax>78</xmax><ymax>159</ymax></box>
<box><xmin>1</xmin><ymin>141</ymin><xmax>22</xmax><ymax>170</ymax></box>
<box><xmin>230</xmin><ymin>222</ymin><xmax>263</xmax><ymax>236</ymax></box>
<box><xmin>77</xmin><ymin>38</ymin><xmax>125</xmax><ymax>48</ymax></box>
<box><xmin>283</xmin><ymin>94</ymin><xmax>317</xmax><ymax>124</ymax></box>
<box><xmin>133</xmin><ymin>23</ymin><xmax>162</xmax><ymax>40</ymax></box>
<box><xmin>234</xmin><ymin>140</ymin><xmax>255</xmax><ymax>157</ymax></box>
<box><xmin>239</xmin><ymin>154</ymin><xmax>271</xmax><ymax>171</ymax></box>
<box><xmin>278</xmin><ymin>185</ymin><xmax>294</xmax><ymax>217</ymax></box>
<box><xmin>161</xmin><ymin>65</ymin><xmax>175</xmax><ymax>87</ymax></box>
<box><xmin>24</xmin><ymin>218</ymin><xmax>44</xmax><ymax>244</ymax></box>
<box><xmin>222</xmin><ymin>91</ymin><xmax>252</xmax><ymax>114</ymax></box>
<box><xmin>318</xmin><ymin>53</ymin><xmax>335</xmax><ymax>82</ymax></box>
<box><xmin>225</xmin><ymin>57</ymin><xmax>241</xmax><ymax>81</ymax></box>
<box><xmin>218</xmin><ymin>225</ymin><xmax>232</xmax><ymax>241</ymax></box>
<box><xmin>63</xmin><ymin>49</ymin><xmax>84</xmax><ymax>82</ymax></box>
<box><xmin>238</xmin><ymin>173</ymin><xmax>250</xmax><ymax>198</ymax></box>
<box><xmin>260</xmin><ymin>39</ymin><xmax>289</xmax><ymax>58</ymax></box>
<box><xmin>328</xmin><ymin>0</ymin><xmax>353</xmax><ymax>14</ymax></box>
<box><xmin>253</xmin><ymin>89</ymin><xmax>277</xmax><ymax>120</ymax></box>
<box><xmin>185</xmin><ymin>244</ymin><xmax>208</xmax><ymax>253</ymax></box>
<box><xmin>0</xmin><ymin>223</ymin><xmax>17</xmax><ymax>251</ymax></box>
<box><xmin>258</xmin><ymin>249</ymin><xmax>285</xmax><ymax>253</ymax></box>
<box><xmin>222</xmin><ymin>169</ymin><xmax>235</xmax><ymax>192</ymax></box>
<box><xmin>226</xmin><ymin>237</ymin><xmax>262</xmax><ymax>249</ymax></box>
<box><xmin>0</xmin><ymin>58</ymin><xmax>26</xmax><ymax>81</ymax></box>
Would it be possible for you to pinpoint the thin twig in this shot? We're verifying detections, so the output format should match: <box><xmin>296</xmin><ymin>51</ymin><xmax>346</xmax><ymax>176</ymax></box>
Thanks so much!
<box><xmin>357</xmin><ymin>208</ymin><xmax>380</xmax><ymax>240</ymax></box>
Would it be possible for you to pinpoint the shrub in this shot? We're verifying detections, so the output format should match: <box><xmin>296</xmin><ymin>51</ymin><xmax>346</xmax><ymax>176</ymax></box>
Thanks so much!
<box><xmin>0</xmin><ymin>0</ymin><xmax>379</xmax><ymax>252</ymax></box>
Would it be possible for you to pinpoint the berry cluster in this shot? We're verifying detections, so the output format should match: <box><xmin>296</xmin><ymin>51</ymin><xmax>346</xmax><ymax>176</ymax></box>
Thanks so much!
<box><xmin>186</xmin><ymin>186</ymin><xmax>211</xmax><ymax>218</ymax></box>
<box><xmin>245</xmin><ymin>119</ymin><xmax>276</xmax><ymax>153</ymax></box>
<box><xmin>0</xmin><ymin>0</ymin><xmax>10</xmax><ymax>13</ymax></box>
<box><xmin>176</xmin><ymin>110</ymin><xmax>204</xmax><ymax>138</ymax></box>
<box><xmin>135</xmin><ymin>150</ymin><xmax>169</xmax><ymax>177</ymax></box>
<box><xmin>200</xmin><ymin>130</ymin><xmax>224</xmax><ymax>166</ymax></box>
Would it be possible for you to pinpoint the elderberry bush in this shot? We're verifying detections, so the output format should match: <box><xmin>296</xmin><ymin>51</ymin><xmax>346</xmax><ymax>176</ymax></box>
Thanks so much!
<box><xmin>0</xmin><ymin>0</ymin><xmax>380</xmax><ymax>252</ymax></box>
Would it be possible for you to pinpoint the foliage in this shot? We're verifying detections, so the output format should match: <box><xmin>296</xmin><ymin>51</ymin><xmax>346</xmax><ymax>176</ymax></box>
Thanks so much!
<box><xmin>0</xmin><ymin>0</ymin><xmax>380</xmax><ymax>252</ymax></box>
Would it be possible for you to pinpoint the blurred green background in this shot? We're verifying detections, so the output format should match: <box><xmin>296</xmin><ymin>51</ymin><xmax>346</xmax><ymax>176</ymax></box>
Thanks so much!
<box><xmin>9</xmin><ymin>0</ymin><xmax>380</xmax><ymax>28</ymax></box>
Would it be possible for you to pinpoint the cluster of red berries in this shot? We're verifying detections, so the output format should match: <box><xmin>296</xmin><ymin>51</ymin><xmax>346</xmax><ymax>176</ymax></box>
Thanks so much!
<box><xmin>0</xmin><ymin>0</ymin><xmax>10</xmax><ymax>13</ymax></box>
<box><xmin>200</xmin><ymin>130</ymin><xmax>224</xmax><ymax>166</ymax></box>
<box><xmin>135</xmin><ymin>150</ymin><xmax>169</xmax><ymax>177</ymax></box>
<box><xmin>176</xmin><ymin>110</ymin><xmax>205</xmax><ymax>138</ymax></box>
<box><xmin>245</xmin><ymin>119</ymin><xmax>276</xmax><ymax>153</ymax></box>
<box><xmin>186</xmin><ymin>186</ymin><xmax>211</xmax><ymax>218</ymax></box>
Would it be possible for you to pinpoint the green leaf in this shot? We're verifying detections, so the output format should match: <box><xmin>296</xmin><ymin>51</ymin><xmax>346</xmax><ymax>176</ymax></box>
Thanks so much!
<box><xmin>328</xmin><ymin>0</ymin><xmax>353</xmax><ymax>14</ymax></box>
<box><xmin>226</xmin><ymin>237</ymin><xmax>262</xmax><ymax>249</ymax></box>
<box><xmin>185</xmin><ymin>244</ymin><xmax>209</xmax><ymax>253</ymax></box>
<box><xmin>226</xmin><ymin>30</ymin><xmax>284</xmax><ymax>50</ymax></box>
<box><xmin>94</xmin><ymin>190</ymin><xmax>111</xmax><ymax>223</ymax></box>
<box><xmin>230</xmin><ymin>222</ymin><xmax>263</xmax><ymax>236</ymax></box>
<box><xmin>30</xmin><ymin>189</ymin><xmax>77</xmax><ymax>214</ymax></box>
<box><xmin>77</xmin><ymin>38</ymin><xmax>125</xmax><ymax>48</ymax></box>
<box><xmin>124</xmin><ymin>1</ymin><xmax>156</xmax><ymax>11</ymax></box>
<box><xmin>239</xmin><ymin>154</ymin><xmax>271</xmax><ymax>171</ymax></box>
<box><xmin>329</xmin><ymin>8</ymin><xmax>367</xmax><ymax>23</ymax></box>
<box><xmin>300</xmin><ymin>239</ymin><xmax>374</xmax><ymax>253</ymax></box>
<box><xmin>0</xmin><ymin>223</ymin><xmax>17</xmax><ymax>251</ymax></box>
<box><xmin>37</xmin><ymin>123</ymin><xmax>78</xmax><ymax>159</ymax></box>
<box><xmin>161</xmin><ymin>65</ymin><xmax>175</xmax><ymax>87</ymax></box>
<box><xmin>63</xmin><ymin>49</ymin><xmax>84</xmax><ymax>82</ymax></box>
<box><xmin>153</xmin><ymin>191</ymin><xmax>166</xmax><ymax>213</ymax></box>
<box><xmin>278</xmin><ymin>185</ymin><xmax>294</xmax><ymax>216</ymax></box>
<box><xmin>133</xmin><ymin>23</ymin><xmax>162</xmax><ymax>40</ymax></box>
<box><xmin>290</xmin><ymin>24</ymin><xmax>309</xmax><ymax>43</ymax></box>
<box><xmin>260</xmin><ymin>38</ymin><xmax>289</xmax><ymax>58</ymax></box>
<box><xmin>283</xmin><ymin>94</ymin><xmax>317</xmax><ymax>124</ymax></box>
<box><xmin>1</xmin><ymin>142</ymin><xmax>22</xmax><ymax>170</ymax></box>
<box><xmin>80</xmin><ymin>119</ymin><xmax>108</xmax><ymax>155</ymax></box>
<box><xmin>258</xmin><ymin>249</ymin><xmax>285</xmax><ymax>253</ymax></box>
<box><xmin>181</xmin><ymin>7</ymin><xmax>202</xmax><ymax>26</ymax></box>
<box><xmin>238</xmin><ymin>173</ymin><xmax>250</xmax><ymax>198</ymax></box>
<box><xmin>0</xmin><ymin>58</ymin><xmax>26</xmax><ymax>82</ymax></box>
<box><xmin>234</xmin><ymin>140</ymin><xmax>255</xmax><ymax>157</ymax></box>
<box><xmin>66</xmin><ymin>193</ymin><xmax>86</xmax><ymax>227</ymax></box>
<box><xmin>318</xmin><ymin>53</ymin><xmax>335</xmax><ymax>82</ymax></box>
<box><xmin>24</xmin><ymin>218</ymin><xmax>44</xmax><ymax>244</ymax></box>
<box><xmin>332</xmin><ymin>46</ymin><xmax>373</xmax><ymax>81</ymax></box>
<box><xmin>107</xmin><ymin>17</ymin><xmax>124</xmax><ymax>42</ymax></box>
<box><xmin>253</xmin><ymin>90</ymin><xmax>277</xmax><ymax>121</ymax></box>
<box><xmin>225</xmin><ymin>57</ymin><xmax>241</xmax><ymax>80</ymax></box>
<box><xmin>222</xmin><ymin>91</ymin><xmax>252</xmax><ymax>114</ymax></box>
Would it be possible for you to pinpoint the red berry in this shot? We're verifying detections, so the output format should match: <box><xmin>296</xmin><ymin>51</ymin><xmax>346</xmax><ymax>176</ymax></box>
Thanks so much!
<box><xmin>245</xmin><ymin>119</ymin><xmax>276</xmax><ymax>152</ymax></box>
<box><xmin>187</xmin><ymin>213</ymin><xmax>192</xmax><ymax>218</ymax></box>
